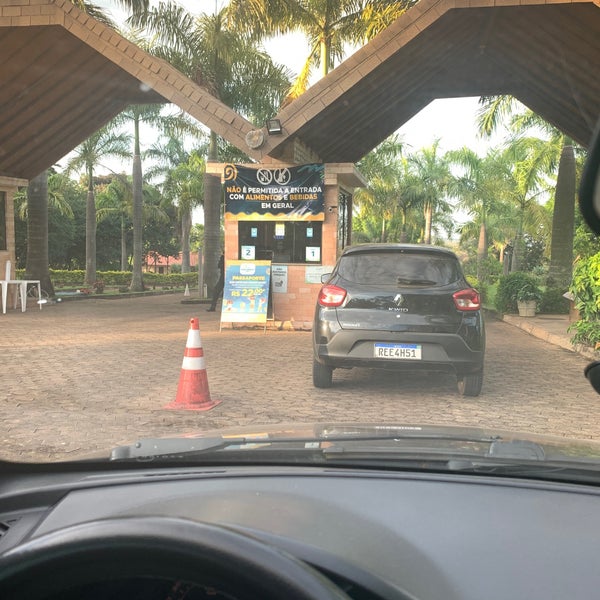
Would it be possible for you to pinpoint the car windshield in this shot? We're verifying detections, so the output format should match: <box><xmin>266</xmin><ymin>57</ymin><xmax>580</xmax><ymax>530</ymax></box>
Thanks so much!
<box><xmin>336</xmin><ymin>251</ymin><xmax>462</xmax><ymax>286</ymax></box>
<box><xmin>1</xmin><ymin>0</ymin><xmax>599</xmax><ymax>470</ymax></box>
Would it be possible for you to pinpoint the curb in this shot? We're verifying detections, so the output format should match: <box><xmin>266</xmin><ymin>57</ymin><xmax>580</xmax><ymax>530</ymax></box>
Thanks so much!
<box><xmin>501</xmin><ymin>313</ymin><xmax>597</xmax><ymax>361</ymax></box>
<box><xmin>55</xmin><ymin>289</ymin><xmax>190</xmax><ymax>302</ymax></box>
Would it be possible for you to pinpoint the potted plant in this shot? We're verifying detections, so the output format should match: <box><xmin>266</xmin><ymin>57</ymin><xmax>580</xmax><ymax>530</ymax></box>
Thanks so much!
<box><xmin>92</xmin><ymin>280</ymin><xmax>105</xmax><ymax>294</ymax></box>
<box><xmin>517</xmin><ymin>282</ymin><xmax>542</xmax><ymax>317</ymax></box>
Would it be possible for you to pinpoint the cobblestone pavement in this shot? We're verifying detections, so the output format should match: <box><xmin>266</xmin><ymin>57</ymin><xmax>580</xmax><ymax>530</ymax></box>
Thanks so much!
<box><xmin>0</xmin><ymin>294</ymin><xmax>597</xmax><ymax>461</ymax></box>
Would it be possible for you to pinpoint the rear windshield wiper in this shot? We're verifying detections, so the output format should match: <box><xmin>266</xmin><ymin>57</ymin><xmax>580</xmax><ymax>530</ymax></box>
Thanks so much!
<box><xmin>396</xmin><ymin>277</ymin><xmax>437</xmax><ymax>286</ymax></box>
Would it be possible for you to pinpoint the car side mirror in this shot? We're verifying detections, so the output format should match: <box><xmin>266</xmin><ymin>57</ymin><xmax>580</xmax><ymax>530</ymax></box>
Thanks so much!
<box><xmin>579</xmin><ymin>119</ymin><xmax>600</xmax><ymax>393</ymax></box>
<box><xmin>584</xmin><ymin>362</ymin><xmax>600</xmax><ymax>394</ymax></box>
<box><xmin>579</xmin><ymin>119</ymin><xmax>600</xmax><ymax>235</ymax></box>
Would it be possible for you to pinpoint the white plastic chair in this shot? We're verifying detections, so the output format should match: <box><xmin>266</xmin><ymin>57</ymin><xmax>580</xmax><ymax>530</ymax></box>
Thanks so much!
<box><xmin>1</xmin><ymin>260</ymin><xmax>12</xmax><ymax>314</ymax></box>
<box><xmin>1</xmin><ymin>260</ymin><xmax>42</xmax><ymax>314</ymax></box>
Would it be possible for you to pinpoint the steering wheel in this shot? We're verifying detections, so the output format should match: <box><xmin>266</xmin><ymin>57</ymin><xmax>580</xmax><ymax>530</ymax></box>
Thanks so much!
<box><xmin>0</xmin><ymin>517</ymin><xmax>351</xmax><ymax>599</ymax></box>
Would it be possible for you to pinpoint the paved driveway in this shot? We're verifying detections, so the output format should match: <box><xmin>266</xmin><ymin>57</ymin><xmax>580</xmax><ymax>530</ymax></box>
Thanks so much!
<box><xmin>0</xmin><ymin>294</ymin><xmax>596</xmax><ymax>461</ymax></box>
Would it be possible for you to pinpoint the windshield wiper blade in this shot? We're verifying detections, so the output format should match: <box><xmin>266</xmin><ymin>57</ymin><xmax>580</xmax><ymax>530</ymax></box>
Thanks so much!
<box><xmin>110</xmin><ymin>432</ymin><xmax>500</xmax><ymax>462</ymax></box>
<box><xmin>110</xmin><ymin>437</ymin><xmax>249</xmax><ymax>461</ymax></box>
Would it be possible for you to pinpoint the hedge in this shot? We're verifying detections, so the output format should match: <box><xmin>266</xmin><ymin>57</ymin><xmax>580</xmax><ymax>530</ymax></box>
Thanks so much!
<box><xmin>15</xmin><ymin>269</ymin><xmax>198</xmax><ymax>288</ymax></box>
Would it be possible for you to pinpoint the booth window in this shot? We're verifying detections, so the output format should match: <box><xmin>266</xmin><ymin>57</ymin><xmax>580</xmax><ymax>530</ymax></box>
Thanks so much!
<box><xmin>238</xmin><ymin>222</ymin><xmax>322</xmax><ymax>263</ymax></box>
<box><xmin>0</xmin><ymin>192</ymin><xmax>6</xmax><ymax>251</ymax></box>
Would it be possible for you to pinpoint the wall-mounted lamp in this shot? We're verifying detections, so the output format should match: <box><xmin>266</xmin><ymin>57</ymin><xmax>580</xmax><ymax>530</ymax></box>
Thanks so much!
<box><xmin>266</xmin><ymin>118</ymin><xmax>283</xmax><ymax>135</ymax></box>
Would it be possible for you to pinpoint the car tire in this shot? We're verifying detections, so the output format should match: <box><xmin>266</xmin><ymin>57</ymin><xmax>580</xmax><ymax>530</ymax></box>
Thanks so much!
<box><xmin>457</xmin><ymin>371</ymin><xmax>483</xmax><ymax>397</ymax></box>
<box><xmin>313</xmin><ymin>359</ymin><xmax>333</xmax><ymax>388</ymax></box>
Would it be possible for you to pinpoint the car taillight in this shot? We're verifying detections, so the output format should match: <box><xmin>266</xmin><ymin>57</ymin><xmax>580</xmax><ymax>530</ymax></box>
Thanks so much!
<box><xmin>453</xmin><ymin>288</ymin><xmax>481</xmax><ymax>311</ymax></box>
<box><xmin>318</xmin><ymin>284</ymin><xmax>347</xmax><ymax>307</ymax></box>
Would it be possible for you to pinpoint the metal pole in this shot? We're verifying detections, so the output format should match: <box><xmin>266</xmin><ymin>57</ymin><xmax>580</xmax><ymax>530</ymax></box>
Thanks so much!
<box><xmin>198</xmin><ymin>248</ymin><xmax>204</xmax><ymax>297</ymax></box>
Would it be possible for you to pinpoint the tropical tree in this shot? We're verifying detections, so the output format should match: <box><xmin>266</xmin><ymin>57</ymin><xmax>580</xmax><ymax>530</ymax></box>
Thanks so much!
<box><xmin>66</xmin><ymin>126</ymin><xmax>131</xmax><ymax>284</ymax></box>
<box><xmin>162</xmin><ymin>152</ymin><xmax>205</xmax><ymax>273</ymax></box>
<box><xmin>548</xmin><ymin>142</ymin><xmax>577</xmax><ymax>285</ymax></box>
<box><xmin>15</xmin><ymin>171</ymin><xmax>74</xmax><ymax>223</ymax></box>
<box><xmin>111</xmin><ymin>103</ymin><xmax>169</xmax><ymax>291</ymax></box>
<box><xmin>24</xmin><ymin>173</ymin><xmax>55</xmax><ymax>296</ymax></box>
<box><xmin>96</xmin><ymin>175</ymin><xmax>133</xmax><ymax>271</ymax></box>
<box><xmin>357</xmin><ymin>134</ymin><xmax>404</xmax><ymax>179</ymax></box>
<box><xmin>501</xmin><ymin>137</ymin><xmax>554</xmax><ymax>271</ymax></box>
<box><xmin>478</xmin><ymin>96</ymin><xmax>578</xmax><ymax>285</ymax></box>
<box><xmin>145</xmin><ymin>136</ymin><xmax>208</xmax><ymax>273</ymax></box>
<box><xmin>354</xmin><ymin>173</ymin><xmax>403</xmax><ymax>242</ymax></box>
<box><xmin>354</xmin><ymin>136</ymin><xmax>404</xmax><ymax>241</ymax></box>
<box><xmin>14</xmin><ymin>172</ymin><xmax>80</xmax><ymax>271</ymax></box>
<box><xmin>227</xmin><ymin>0</ymin><xmax>415</xmax><ymax>99</ymax></box>
<box><xmin>407</xmin><ymin>141</ymin><xmax>452</xmax><ymax>244</ymax></box>
<box><xmin>96</xmin><ymin>174</ymin><xmax>170</xmax><ymax>270</ymax></box>
<box><xmin>446</xmin><ymin>147</ymin><xmax>514</xmax><ymax>281</ymax></box>
<box><xmin>130</xmin><ymin>2</ymin><xmax>292</xmax><ymax>293</ymax></box>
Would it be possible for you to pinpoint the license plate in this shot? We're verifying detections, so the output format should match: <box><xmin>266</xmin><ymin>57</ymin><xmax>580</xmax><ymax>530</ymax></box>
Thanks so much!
<box><xmin>374</xmin><ymin>343</ymin><xmax>422</xmax><ymax>360</ymax></box>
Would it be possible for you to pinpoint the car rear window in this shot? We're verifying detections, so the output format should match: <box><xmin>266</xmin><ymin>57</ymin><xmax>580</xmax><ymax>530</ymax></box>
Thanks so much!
<box><xmin>337</xmin><ymin>251</ymin><xmax>462</xmax><ymax>286</ymax></box>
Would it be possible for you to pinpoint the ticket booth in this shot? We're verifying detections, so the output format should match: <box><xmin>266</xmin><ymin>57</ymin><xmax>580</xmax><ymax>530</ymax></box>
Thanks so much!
<box><xmin>210</xmin><ymin>162</ymin><xmax>364</xmax><ymax>329</ymax></box>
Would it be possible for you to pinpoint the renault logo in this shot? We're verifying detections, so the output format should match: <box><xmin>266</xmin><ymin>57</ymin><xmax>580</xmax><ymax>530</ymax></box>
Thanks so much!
<box><xmin>394</xmin><ymin>294</ymin><xmax>404</xmax><ymax>306</ymax></box>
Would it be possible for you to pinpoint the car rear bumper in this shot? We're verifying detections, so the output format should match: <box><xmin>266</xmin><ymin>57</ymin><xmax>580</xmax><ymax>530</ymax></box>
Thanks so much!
<box><xmin>314</xmin><ymin>329</ymin><xmax>484</xmax><ymax>376</ymax></box>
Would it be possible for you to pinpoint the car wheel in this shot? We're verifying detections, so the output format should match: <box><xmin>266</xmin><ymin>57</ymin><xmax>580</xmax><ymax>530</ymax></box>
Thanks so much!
<box><xmin>313</xmin><ymin>359</ymin><xmax>333</xmax><ymax>388</ymax></box>
<box><xmin>457</xmin><ymin>371</ymin><xmax>483</xmax><ymax>397</ymax></box>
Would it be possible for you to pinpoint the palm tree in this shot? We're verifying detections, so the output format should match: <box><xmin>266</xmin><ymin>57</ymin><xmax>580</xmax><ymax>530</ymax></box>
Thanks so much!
<box><xmin>550</xmin><ymin>143</ymin><xmax>577</xmax><ymax>286</ymax></box>
<box><xmin>130</xmin><ymin>2</ymin><xmax>292</xmax><ymax>293</ymax></box>
<box><xmin>96</xmin><ymin>175</ymin><xmax>133</xmax><ymax>271</ymax></box>
<box><xmin>407</xmin><ymin>141</ymin><xmax>452</xmax><ymax>245</ymax></box>
<box><xmin>96</xmin><ymin>174</ymin><xmax>169</xmax><ymax>271</ymax></box>
<box><xmin>15</xmin><ymin>172</ymin><xmax>74</xmax><ymax>222</ymax></box>
<box><xmin>478</xmin><ymin>96</ymin><xmax>577</xmax><ymax>285</ymax></box>
<box><xmin>354</xmin><ymin>173</ymin><xmax>401</xmax><ymax>242</ymax></box>
<box><xmin>145</xmin><ymin>136</ymin><xmax>208</xmax><ymax>273</ymax></box>
<box><xmin>355</xmin><ymin>136</ymin><xmax>404</xmax><ymax>241</ymax></box>
<box><xmin>162</xmin><ymin>152</ymin><xmax>206</xmax><ymax>273</ymax></box>
<box><xmin>111</xmin><ymin>103</ymin><xmax>168</xmax><ymax>291</ymax></box>
<box><xmin>227</xmin><ymin>0</ymin><xmax>415</xmax><ymax>99</ymax></box>
<box><xmin>24</xmin><ymin>173</ymin><xmax>55</xmax><ymax>297</ymax></box>
<box><xmin>501</xmin><ymin>137</ymin><xmax>554</xmax><ymax>271</ymax></box>
<box><xmin>447</xmin><ymin>147</ymin><xmax>513</xmax><ymax>281</ymax></box>
<box><xmin>66</xmin><ymin>126</ymin><xmax>131</xmax><ymax>284</ymax></box>
<box><xmin>355</xmin><ymin>139</ymin><xmax>424</xmax><ymax>243</ymax></box>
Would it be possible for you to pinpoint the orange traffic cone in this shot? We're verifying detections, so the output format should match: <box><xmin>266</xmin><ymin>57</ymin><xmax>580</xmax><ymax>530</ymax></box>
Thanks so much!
<box><xmin>164</xmin><ymin>317</ymin><xmax>221</xmax><ymax>411</ymax></box>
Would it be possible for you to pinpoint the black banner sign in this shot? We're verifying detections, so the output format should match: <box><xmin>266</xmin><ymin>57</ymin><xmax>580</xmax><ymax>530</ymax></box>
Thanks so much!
<box><xmin>223</xmin><ymin>163</ymin><xmax>324</xmax><ymax>221</ymax></box>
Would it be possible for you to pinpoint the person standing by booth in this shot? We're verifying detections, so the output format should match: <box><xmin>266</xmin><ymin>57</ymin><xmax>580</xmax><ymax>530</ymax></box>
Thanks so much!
<box><xmin>206</xmin><ymin>250</ymin><xmax>224</xmax><ymax>312</ymax></box>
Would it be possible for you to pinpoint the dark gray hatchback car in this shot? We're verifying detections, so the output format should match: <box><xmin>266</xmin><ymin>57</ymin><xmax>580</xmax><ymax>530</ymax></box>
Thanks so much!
<box><xmin>312</xmin><ymin>243</ymin><xmax>485</xmax><ymax>395</ymax></box>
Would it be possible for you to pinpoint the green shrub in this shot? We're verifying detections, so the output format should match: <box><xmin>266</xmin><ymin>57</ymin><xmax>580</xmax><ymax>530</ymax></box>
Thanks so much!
<box><xmin>568</xmin><ymin>252</ymin><xmax>600</xmax><ymax>348</ymax></box>
<box><xmin>539</xmin><ymin>287</ymin><xmax>569</xmax><ymax>314</ymax></box>
<box><xmin>479</xmin><ymin>256</ymin><xmax>503</xmax><ymax>285</ymax></box>
<box><xmin>569</xmin><ymin>319</ymin><xmax>600</xmax><ymax>349</ymax></box>
<box><xmin>494</xmin><ymin>272</ymin><xmax>540</xmax><ymax>314</ymax></box>
<box><xmin>516</xmin><ymin>281</ymin><xmax>542</xmax><ymax>302</ymax></box>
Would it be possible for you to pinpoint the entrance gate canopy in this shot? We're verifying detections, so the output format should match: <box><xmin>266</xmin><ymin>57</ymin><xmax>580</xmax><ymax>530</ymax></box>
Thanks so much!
<box><xmin>0</xmin><ymin>0</ymin><xmax>599</xmax><ymax>180</ymax></box>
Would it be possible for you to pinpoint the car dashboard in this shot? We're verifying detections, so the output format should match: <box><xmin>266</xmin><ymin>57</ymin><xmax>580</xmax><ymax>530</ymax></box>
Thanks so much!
<box><xmin>0</xmin><ymin>463</ymin><xmax>599</xmax><ymax>599</ymax></box>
